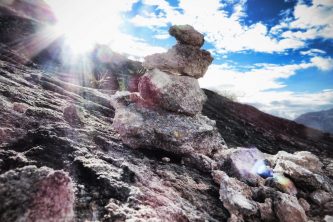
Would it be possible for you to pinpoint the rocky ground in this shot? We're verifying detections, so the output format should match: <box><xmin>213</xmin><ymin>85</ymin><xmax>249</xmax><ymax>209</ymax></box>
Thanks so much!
<box><xmin>0</xmin><ymin>4</ymin><xmax>333</xmax><ymax>221</ymax></box>
<box><xmin>0</xmin><ymin>53</ymin><xmax>230</xmax><ymax>221</ymax></box>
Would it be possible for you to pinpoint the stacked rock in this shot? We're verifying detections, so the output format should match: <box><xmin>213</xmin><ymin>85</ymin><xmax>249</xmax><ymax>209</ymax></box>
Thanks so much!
<box><xmin>112</xmin><ymin>25</ymin><xmax>226</xmax><ymax>170</ymax></box>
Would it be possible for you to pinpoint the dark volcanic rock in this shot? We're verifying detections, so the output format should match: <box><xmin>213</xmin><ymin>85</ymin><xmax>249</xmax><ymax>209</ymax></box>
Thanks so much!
<box><xmin>169</xmin><ymin>25</ymin><xmax>204</xmax><ymax>47</ymax></box>
<box><xmin>139</xmin><ymin>68</ymin><xmax>207</xmax><ymax>115</ymax></box>
<box><xmin>202</xmin><ymin>88</ymin><xmax>333</xmax><ymax>162</ymax></box>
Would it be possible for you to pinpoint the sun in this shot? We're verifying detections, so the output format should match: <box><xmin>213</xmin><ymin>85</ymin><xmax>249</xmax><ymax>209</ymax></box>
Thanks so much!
<box><xmin>46</xmin><ymin>0</ymin><xmax>126</xmax><ymax>54</ymax></box>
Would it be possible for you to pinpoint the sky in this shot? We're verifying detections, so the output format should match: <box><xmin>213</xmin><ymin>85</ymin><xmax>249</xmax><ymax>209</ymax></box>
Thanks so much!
<box><xmin>46</xmin><ymin>0</ymin><xmax>333</xmax><ymax>120</ymax></box>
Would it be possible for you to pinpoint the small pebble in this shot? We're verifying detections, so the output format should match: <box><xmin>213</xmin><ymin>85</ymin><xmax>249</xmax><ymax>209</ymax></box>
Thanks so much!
<box><xmin>162</xmin><ymin>157</ymin><xmax>170</xmax><ymax>163</ymax></box>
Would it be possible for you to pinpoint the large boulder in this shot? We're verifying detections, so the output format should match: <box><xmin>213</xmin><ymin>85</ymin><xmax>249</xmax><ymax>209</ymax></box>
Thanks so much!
<box><xmin>138</xmin><ymin>69</ymin><xmax>207</xmax><ymax>115</ymax></box>
<box><xmin>273</xmin><ymin>151</ymin><xmax>323</xmax><ymax>173</ymax></box>
<box><xmin>169</xmin><ymin>25</ymin><xmax>204</xmax><ymax>47</ymax></box>
<box><xmin>112</xmin><ymin>93</ymin><xmax>226</xmax><ymax>157</ymax></box>
<box><xmin>143</xmin><ymin>44</ymin><xmax>213</xmax><ymax>79</ymax></box>
<box><xmin>218</xmin><ymin>148</ymin><xmax>266</xmax><ymax>186</ymax></box>
<box><xmin>273</xmin><ymin>192</ymin><xmax>307</xmax><ymax>222</ymax></box>
<box><xmin>0</xmin><ymin>166</ymin><xmax>74</xmax><ymax>222</ymax></box>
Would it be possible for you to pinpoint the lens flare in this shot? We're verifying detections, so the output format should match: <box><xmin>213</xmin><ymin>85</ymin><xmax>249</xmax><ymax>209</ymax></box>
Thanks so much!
<box><xmin>46</xmin><ymin>0</ymin><xmax>129</xmax><ymax>54</ymax></box>
<box><xmin>251</xmin><ymin>159</ymin><xmax>273</xmax><ymax>178</ymax></box>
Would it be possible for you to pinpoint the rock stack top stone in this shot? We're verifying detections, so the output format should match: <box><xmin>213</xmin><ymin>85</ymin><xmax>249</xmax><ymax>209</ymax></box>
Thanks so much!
<box><xmin>143</xmin><ymin>25</ymin><xmax>213</xmax><ymax>79</ymax></box>
<box><xmin>169</xmin><ymin>25</ymin><xmax>204</xmax><ymax>47</ymax></box>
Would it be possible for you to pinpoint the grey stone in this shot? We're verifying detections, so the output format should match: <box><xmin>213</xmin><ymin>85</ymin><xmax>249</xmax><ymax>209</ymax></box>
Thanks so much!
<box><xmin>310</xmin><ymin>190</ymin><xmax>333</xmax><ymax>205</ymax></box>
<box><xmin>218</xmin><ymin>171</ymin><xmax>258</xmax><ymax>217</ymax></box>
<box><xmin>112</xmin><ymin>97</ymin><xmax>226</xmax><ymax>157</ymax></box>
<box><xmin>258</xmin><ymin>198</ymin><xmax>275</xmax><ymax>222</ymax></box>
<box><xmin>169</xmin><ymin>25</ymin><xmax>204</xmax><ymax>47</ymax></box>
<box><xmin>138</xmin><ymin>69</ymin><xmax>207</xmax><ymax>115</ymax></box>
<box><xmin>274</xmin><ymin>192</ymin><xmax>307</xmax><ymax>222</ymax></box>
<box><xmin>298</xmin><ymin>198</ymin><xmax>311</xmax><ymax>212</ymax></box>
<box><xmin>273</xmin><ymin>151</ymin><xmax>323</xmax><ymax>173</ymax></box>
<box><xmin>274</xmin><ymin>159</ymin><xmax>331</xmax><ymax>191</ymax></box>
<box><xmin>143</xmin><ymin>44</ymin><xmax>213</xmax><ymax>79</ymax></box>
<box><xmin>218</xmin><ymin>147</ymin><xmax>266</xmax><ymax>186</ymax></box>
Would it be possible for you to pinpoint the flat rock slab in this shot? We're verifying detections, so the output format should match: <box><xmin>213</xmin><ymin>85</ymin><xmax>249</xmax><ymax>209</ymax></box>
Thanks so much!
<box><xmin>169</xmin><ymin>25</ymin><xmax>204</xmax><ymax>47</ymax></box>
<box><xmin>112</xmin><ymin>101</ymin><xmax>226</xmax><ymax>157</ymax></box>
<box><xmin>139</xmin><ymin>69</ymin><xmax>207</xmax><ymax>115</ymax></box>
<box><xmin>143</xmin><ymin>44</ymin><xmax>213</xmax><ymax>79</ymax></box>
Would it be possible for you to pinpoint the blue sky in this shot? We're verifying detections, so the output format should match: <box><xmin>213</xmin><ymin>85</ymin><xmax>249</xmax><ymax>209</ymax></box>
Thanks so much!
<box><xmin>47</xmin><ymin>0</ymin><xmax>333</xmax><ymax>119</ymax></box>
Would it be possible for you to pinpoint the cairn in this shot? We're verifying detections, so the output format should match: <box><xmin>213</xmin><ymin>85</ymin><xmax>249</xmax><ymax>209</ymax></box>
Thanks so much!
<box><xmin>112</xmin><ymin>25</ymin><xmax>333</xmax><ymax>222</ymax></box>
<box><xmin>111</xmin><ymin>25</ymin><xmax>226</xmax><ymax>171</ymax></box>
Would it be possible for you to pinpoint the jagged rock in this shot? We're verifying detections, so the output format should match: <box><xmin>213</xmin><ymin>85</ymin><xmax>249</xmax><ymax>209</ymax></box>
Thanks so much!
<box><xmin>143</xmin><ymin>44</ymin><xmax>213</xmax><ymax>79</ymax></box>
<box><xmin>309</xmin><ymin>190</ymin><xmax>333</xmax><ymax>205</ymax></box>
<box><xmin>258</xmin><ymin>198</ymin><xmax>275</xmax><ymax>221</ymax></box>
<box><xmin>169</xmin><ymin>25</ymin><xmax>204</xmax><ymax>47</ymax></box>
<box><xmin>12</xmin><ymin>102</ymin><xmax>29</xmax><ymax>113</ymax></box>
<box><xmin>274</xmin><ymin>159</ymin><xmax>331</xmax><ymax>191</ymax></box>
<box><xmin>182</xmin><ymin>153</ymin><xmax>214</xmax><ymax>172</ymax></box>
<box><xmin>0</xmin><ymin>165</ymin><xmax>74</xmax><ymax>222</ymax></box>
<box><xmin>324</xmin><ymin>215</ymin><xmax>333</xmax><ymax>222</ymax></box>
<box><xmin>218</xmin><ymin>147</ymin><xmax>266</xmax><ymax>186</ymax></box>
<box><xmin>212</xmin><ymin>170</ymin><xmax>226</xmax><ymax>184</ymax></box>
<box><xmin>112</xmin><ymin>96</ymin><xmax>226</xmax><ymax>157</ymax></box>
<box><xmin>138</xmin><ymin>69</ymin><xmax>207</xmax><ymax>115</ymax></box>
<box><xmin>298</xmin><ymin>198</ymin><xmax>311</xmax><ymax>212</ymax></box>
<box><xmin>273</xmin><ymin>192</ymin><xmax>307</xmax><ymax>222</ymax></box>
<box><xmin>218</xmin><ymin>171</ymin><xmax>258</xmax><ymax>218</ymax></box>
<box><xmin>63</xmin><ymin>104</ymin><xmax>84</xmax><ymax>127</ymax></box>
<box><xmin>273</xmin><ymin>151</ymin><xmax>323</xmax><ymax>173</ymax></box>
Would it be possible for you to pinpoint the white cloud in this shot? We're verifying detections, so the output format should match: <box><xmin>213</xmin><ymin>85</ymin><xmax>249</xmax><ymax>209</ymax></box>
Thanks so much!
<box><xmin>130</xmin><ymin>0</ymin><xmax>305</xmax><ymax>53</ymax></box>
<box><xmin>275</xmin><ymin>0</ymin><xmax>333</xmax><ymax>40</ymax></box>
<box><xmin>199</xmin><ymin>63</ymin><xmax>311</xmax><ymax>96</ymax></box>
<box><xmin>247</xmin><ymin>90</ymin><xmax>333</xmax><ymax>119</ymax></box>
<box><xmin>199</xmin><ymin>60</ymin><xmax>333</xmax><ymax>119</ymax></box>
<box><xmin>300</xmin><ymin>49</ymin><xmax>326</xmax><ymax>56</ymax></box>
<box><xmin>108</xmin><ymin>33</ymin><xmax>167</xmax><ymax>60</ymax></box>
<box><xmin>310</xmin><ymin>56</ymin><xmax>333</xmax><ymax>71</ymax></box>
<box><xmin>153</xmin><ymin>33</ymin><xmax>170</xmax><ymax>39</ymax></box>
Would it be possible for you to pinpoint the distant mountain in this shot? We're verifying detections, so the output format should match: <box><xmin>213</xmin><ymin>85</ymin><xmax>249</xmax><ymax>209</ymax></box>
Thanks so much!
<box><xmin>295</xmin><ymin>108</ymin><xmax>333</xmax><ymax>134</ymax></box>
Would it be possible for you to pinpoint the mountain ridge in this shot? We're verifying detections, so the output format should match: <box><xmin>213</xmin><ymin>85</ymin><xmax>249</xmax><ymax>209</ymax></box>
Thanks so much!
<box><xmin>295</xmin><ymin>108</ymin><xmax>333</xmax><ymax>134</ymax></box>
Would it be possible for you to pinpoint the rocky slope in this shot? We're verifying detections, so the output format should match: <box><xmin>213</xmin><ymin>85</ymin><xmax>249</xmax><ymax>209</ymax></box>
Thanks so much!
<box><xmin>0</xmin><ymin>53</ymin><xmax>231</xmax><ymax>221</ymax></box>
<box><xmin>295</xmin><ymin>108</ymin><xmax>333</xmax><ymax>134</ymax></box>
<box><xmin>203</xmin><ymin>90</ymin><xmax>333</xmax><ymax>163</ymax></box>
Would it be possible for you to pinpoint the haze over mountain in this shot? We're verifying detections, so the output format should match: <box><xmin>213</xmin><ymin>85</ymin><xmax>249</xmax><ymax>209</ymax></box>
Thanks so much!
<box><xmin>295</xmin><ymin>108</ymin><xmax>333</xmax><ymax>134</ymax></box>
